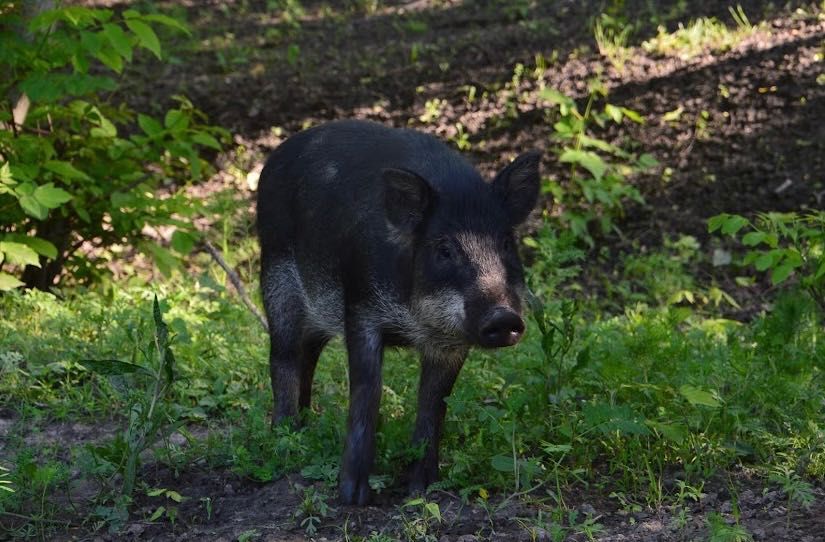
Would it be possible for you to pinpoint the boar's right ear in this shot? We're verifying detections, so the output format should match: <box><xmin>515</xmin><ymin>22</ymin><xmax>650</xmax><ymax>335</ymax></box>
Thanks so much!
<box><xmin>492</xmin><ymin>151</ymin><xmax>542</xmax><ymax>225</ymax></box>
<box><xmin>383</xmin><ymin>168</ymin><xmax>432</xmax><ymax>234</ymax></box>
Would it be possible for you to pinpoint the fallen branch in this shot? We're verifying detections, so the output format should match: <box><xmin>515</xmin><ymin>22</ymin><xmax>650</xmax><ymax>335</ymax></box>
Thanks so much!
<box><xmin>201</xmin><ymin>240</ymin><xmax>268</xmax><ymax>332</ymax></box>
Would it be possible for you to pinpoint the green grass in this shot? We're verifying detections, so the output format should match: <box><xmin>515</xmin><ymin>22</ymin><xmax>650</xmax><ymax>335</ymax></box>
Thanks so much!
<box><xmin>594</xmin><ymin>13</ymin><xmax>633</xmax><ymax>72</ymax></box>
<box><xmin>1</xmin><ymin>239</ymin><xmax>823</xmax><ymax>537</ymax></box>
<box><xmin>642</xmin><ymin>8</ymin><xmax>760</xmax><ymax>60</ymax></box>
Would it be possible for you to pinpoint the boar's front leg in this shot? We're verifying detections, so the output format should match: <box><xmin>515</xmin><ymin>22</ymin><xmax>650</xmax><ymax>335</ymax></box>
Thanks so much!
<box><xmin>339</xmin><ymin>318</ymin><xmax>384</xmax><ymax>505</ymax></box>
<box><xmin>408</xmin><ymin>348</ymin><xmax>468</xmax><ymax>494</ymax></box>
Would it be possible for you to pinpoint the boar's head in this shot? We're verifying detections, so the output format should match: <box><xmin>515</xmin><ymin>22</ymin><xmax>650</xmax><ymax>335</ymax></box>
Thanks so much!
<box><xmin>384</xmin><ymin>151</ymin><xmax>541</xmax><ymax>349</ymax></box>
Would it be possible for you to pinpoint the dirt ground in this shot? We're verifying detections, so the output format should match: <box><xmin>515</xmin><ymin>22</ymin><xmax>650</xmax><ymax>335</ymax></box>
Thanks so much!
<box><xmin>2</xmin><ymin>416</ymin><xmax>823</xmax><ymax>541</ymax></box>
<box><xmin>10</xmin><ymin>0</ymin><xmax>825</xmax><ymax>540</ymax></box>
<box><xmin>122</xmin><ymin>464</ymin><xmax>825</xmax><ymax>541</ymax></box>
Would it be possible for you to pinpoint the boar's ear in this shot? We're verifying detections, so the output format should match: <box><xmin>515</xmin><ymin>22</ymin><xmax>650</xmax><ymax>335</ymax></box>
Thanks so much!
<box><xmin>492</xmin><ymin>151</ymin><xmax>542</xmax><ymax>225</ymax></box>
<box><xmin>383</xmin><ymin>168</ymin><xmax>432</xmax><ymax>233</ymax></box>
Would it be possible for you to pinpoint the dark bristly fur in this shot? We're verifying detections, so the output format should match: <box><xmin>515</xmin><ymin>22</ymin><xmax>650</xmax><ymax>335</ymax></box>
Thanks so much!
<box><xmin>257</xmin><ymin>120</ymin><xmax>541</xmax><ymax>505</ymax></box>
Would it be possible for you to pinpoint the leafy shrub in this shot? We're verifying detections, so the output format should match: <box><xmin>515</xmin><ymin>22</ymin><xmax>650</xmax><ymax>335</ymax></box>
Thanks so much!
<box><xmin>541</xmin><ymin>81</ymin><xmax>657</xmax><ymax>246</ymax></box>
<box><xmin>0</xmin><ymin>4</ymin><xmax>227</xmax><ymax>290</ymax></box>
<box><xmin>81</xmin><ymin>296</ymin><xmax>180</xmax><ymax>529</ymax></box>
<box><xmin>709</xmin><ymin>212</ymin><xmax>825</xmax><ymax>313</ymax></box>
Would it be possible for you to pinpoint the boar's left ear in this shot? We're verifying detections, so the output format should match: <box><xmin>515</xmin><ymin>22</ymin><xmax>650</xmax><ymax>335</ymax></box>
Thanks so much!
<box><xmin>492</xmin><ymin>151</ymin><xmax>542</xmax><ymax>225</ymax></box>
<box><xmin>383</xmin><ymin>168</ymin><xmax>432</xmax><ymax>234</ymax></box>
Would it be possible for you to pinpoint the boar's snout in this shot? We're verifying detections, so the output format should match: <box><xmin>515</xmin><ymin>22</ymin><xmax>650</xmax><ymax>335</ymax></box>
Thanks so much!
<box><xmin>478</xmin><ymin>306</ymin><xmax>525</xmax><ymax>348</ymax></box>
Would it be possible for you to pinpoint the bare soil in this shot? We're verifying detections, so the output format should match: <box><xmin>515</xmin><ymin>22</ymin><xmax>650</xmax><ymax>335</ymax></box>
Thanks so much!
<box><xmin>9</xmin><ymin>0</ymin><xmax>825</xmax><ymax>540</ymax></box>
<box><xmin>3</xmin><ymin>416</ymin><xmax>824</xmax><ymax>541</ymax></box>
<box><xmin>110</xmin><ymin>466</ymin><xmax>825</xmax><ymax>541</ymax></box>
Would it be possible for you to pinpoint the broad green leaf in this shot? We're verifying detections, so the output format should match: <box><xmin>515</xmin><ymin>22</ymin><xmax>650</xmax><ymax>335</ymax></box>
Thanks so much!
<box><xmin>64</xmin><ymin>74</ymin><xmax>117</xmax><ymax>96</ymax></box>
<box><xmin>0</xmin><ymin>272</ymin><xmax>24</xmax><ymax>291</ymax></box>
<box><xmin>90</xmin><ymin>116</ymin><xmax>118</xmax><ymax>138</ymax></box>
<box><xmin>662</xmin><ymin>106</ymin><xmax>684</xmax><ymax>122</ymax></box>
<box><xmin>125</xmin><ymin>19</ymin><xmax>161</xmax><ymax>59</ymax></box>
<box><xmin>553</xmin><ymin>119</ymin><xmax>575</xmax><ymax>138</ymax></box>
<box><xmin>72</xmin><ymin>53</ymin><xmax>91</xmax><ymax>75</ymax></box>
<box><xmin>0</xmin><ymin>242</ymin><xmax>40</xmax><ymax>267</ymax></box>
<box><xmin>191</xmin><ymin>132</ymin><xmax>221</xmax><ymax>150</ymax></box>
<box><xmin>539</xmin><ymin>88</ymin><xmax>574</xmax><ymax>107</ymax></box>
<box><xmin>0</xmin><ymin>162</ymin><xmax>13</xmax><ymax>185</ymax></box>
<box><xmin>604</xmin><ymin>103</ymin><xmax>623</xmax><ymax>123</ymax></box>
<box><xmin>742</xmin><ymin>231</ymin><xmax>766</xmax><ymax>246</ymax></box>
<box><xmin>522</xmin><ymin>236</ymin><xmax>539</xmax><ymax>248</ymax></box>
<box><xmin>490</xmin><ymin>455</ymin><xmax>515</xmax><ymax>472</ymax></box>
<box><xmin>668</xmin><ymin>289</ymin><xmax>696</xmax><ymax>305</ymax></box>
<box><xmin>621</xmin><ymin>107</ymin><xmax>645</xmax><ymax>123</ymax></box>
<box><xmin>708</xmin><ymin>214</ymin><xmax>729</xmax><ymax>233</ymax></box>
<box><xmin>170</xmin><ymin>230</ymin><xmax>197</xmax><ymax>254</ymax></box>
<box><xmin>15</xmin><ymin>182</ymin><xmax>35</xmax><ymax>196</ymax></box>
<box><xmin>165</xmin><ymin>490</ymin><xmax>183</xmax><ymax>503</ymax></box>
<box><xmin>721</xmin><ymin>215</ymin><xmax>748</xmax><ymax>235</ymax></box>
<box><xmin>578</xmin><ymin>134</ymin><xmax>620</xmax><ymax>154</ymax></box>
<box><xmin>763</xmin><ymin>233</ymin><xmax>779</xmax><ymax>248</ymax></box>
<box><xmin>679</xmin><ymin>385</ymin><xmax>721</xmax><ymax>408</ymax></box>
<box><xmin>149</xmin><ymin>506</ymin><xmax>165</xmax><ymax>521</ymax></box>
<box><xmin>20</xmin><ymin>73</ymin><xmax>64</xmax><ymax>102</ymax></box>
<box><xmin>3</xmin><ymin>235</ymin><xmax>57</xmax><ymax>259</ymax></box>
<box><xmin>18</xmin><ymin>195</ymin><xmax>47</xmax><ymax>219</ymax></box>
<box><xmin>44</xmin><ymin>160</ymin><xmax>91</xmax><ymax>182</ymax></box>
<box><xmin>559</xmin><ymin>149</ymin><xmax>607</xmax><ymax>180</ymax></box>
<box><xmin>754</xmin><ymin>250</ymin><xmax>782</xmax><ymax>271</ymax></box>
<box><xmin>637</xmin><ymin>153</ymin><xmax>659</xmax><ymax>169</ymax></box>
<box><xmin>646</xmin><ymin>421</ymin><xmax>687</xmax><ymax>444</ymax></box>
<box><xmin>80</xmin><ymin>28</ymin><xmax>104</xmax><ymax>54</ymax></box>
<box><xmin>102</xmin><ymin>23</ymin><xmax>133</xmax><ymax>61</ymax></box>
<box><xmin>771</xmin><ymin>262</ymin><xmax>796</xmax><ymax>284</ymax></box>
<box><xmin>95</xmin><ymin>46</ymin><xmax>124</xmax><ymax>73</ymax></box>
<box><xmin>782</xmin><ymin>248</ymin><xmax>803</xmax><ymax>267</ymax></box>
<box><xmin>164</xmin><ymin>110</ymin><xmax>188</xmax><ymax>132</ymax></box>
<box><xmin>138</xmin><ymin>114</ymin><xmax>164</xmax><ymax>137</ymax></box>
<box><xmin>185</xmin><ymin>146</ymin><xmax>202</xmax><ymax>179</ymax></box>
<box><xmin>34</xmin><ymin>183</ymin><xmax>73</xmax><ymax>208</ymax></box>
<box><xmin>424</xmin><ymin>502</ymin><xmax>441</xmax><ymax>522</ymax></box>
<box><xmin>111</xmin><ymin>191</ymin><xmax>136</xmax><ymax>208</ymax></box>
<box><xmin>141</xmin><ymin>14</ymin><xmax>190</xmax><ymax>35</ymax></box>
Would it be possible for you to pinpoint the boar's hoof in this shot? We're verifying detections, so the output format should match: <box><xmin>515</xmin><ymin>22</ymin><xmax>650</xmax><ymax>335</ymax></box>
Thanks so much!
<box><xmin>339</xmin><ymin>475</ymin><xmax>371</xmax><ymax>505</ymax></box>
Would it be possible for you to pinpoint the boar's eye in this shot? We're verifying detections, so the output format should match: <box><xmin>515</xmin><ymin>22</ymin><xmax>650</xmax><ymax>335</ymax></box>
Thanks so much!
<box><xmin>435</xmin><ymin>240</ymin><xmax>454</xmax><ymax>263</ymax></box>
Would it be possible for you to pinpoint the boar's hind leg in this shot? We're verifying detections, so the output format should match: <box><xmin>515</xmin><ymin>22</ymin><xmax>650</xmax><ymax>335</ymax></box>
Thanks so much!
<box><xmin>408</xmin><ymin>349</ymin><xmax>468</xmax><ymax>494</ymax></box>
<box><xmin>339</xmin><ymin>319</ymin><xmax>384</xmax><ymax>506</ymax></box>
<box><xmin>298</xmin><ymin>333</ymin><xmax>329</xmax><ymax>411</ymax></box>
<box><xmin>261</xmin><ymin>256</ymin><xmax>306</xmax><ymax>426</ymax></box>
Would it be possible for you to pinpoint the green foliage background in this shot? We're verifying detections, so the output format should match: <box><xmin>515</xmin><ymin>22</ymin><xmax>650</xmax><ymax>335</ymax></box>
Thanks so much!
<box><xmin>0</xmin><ymin>4</ymin><xmax>226</xmax><ymax>290</ymax></box>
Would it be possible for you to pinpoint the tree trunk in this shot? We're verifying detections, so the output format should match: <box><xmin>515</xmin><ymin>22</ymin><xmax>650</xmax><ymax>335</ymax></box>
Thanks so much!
<box><xmin>21</xmin><ymin>217</ymin><xmax>71</xmax><ymax>290</ymax></box>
